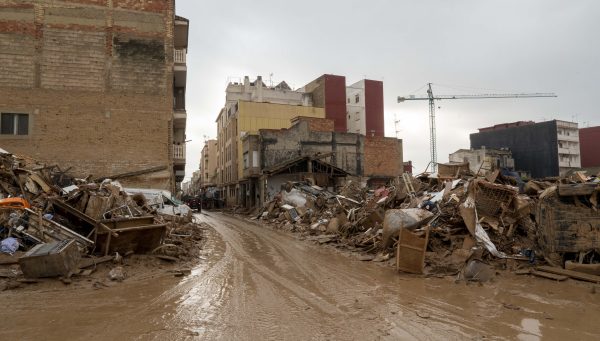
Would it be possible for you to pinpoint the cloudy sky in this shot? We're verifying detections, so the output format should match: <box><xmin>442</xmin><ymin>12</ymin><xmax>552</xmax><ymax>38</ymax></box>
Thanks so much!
<box><xmin>177</xmin><ymin>0</ymin><xmax>599</xmax><ymax>181</ymax></box>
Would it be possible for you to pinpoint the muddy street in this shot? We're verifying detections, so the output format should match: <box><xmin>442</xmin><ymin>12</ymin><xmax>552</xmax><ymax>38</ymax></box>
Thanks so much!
<box><xmin>1</xmin><ymin>211</ymin><xmax>599</xmax><ymax>340</ymax></box>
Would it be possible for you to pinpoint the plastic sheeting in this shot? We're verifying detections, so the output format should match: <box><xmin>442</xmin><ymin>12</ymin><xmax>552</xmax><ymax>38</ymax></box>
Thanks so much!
<box><xmin>0</xmin><ymin>237</ymin><xmax>19</xmax><ymax>254</ymax></box>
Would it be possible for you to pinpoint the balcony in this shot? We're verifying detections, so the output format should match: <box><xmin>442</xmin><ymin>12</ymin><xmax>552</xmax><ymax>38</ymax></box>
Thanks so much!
<box><xmin>174</xmin><ymin>48</ymin><xmax>187</xmax><ymax>64</ymax></box>
<box><xmin>173</xmin><ymin>143</ymin><xmax>186</xmax><ymax>164</ymax></box>
<box><xmin>174</xmin><ymin>49</ymin><xmax>187</xmax><ymax>88</ymax></box>
<box><xmin>174</xmin><ymin>16</ymin><xmax>189</xmax><ymax>49</ymax></box>
<box><xmin>557</xmin><ymin>133</ymin><xmax>579</xmax><ymax>143</ymax></box>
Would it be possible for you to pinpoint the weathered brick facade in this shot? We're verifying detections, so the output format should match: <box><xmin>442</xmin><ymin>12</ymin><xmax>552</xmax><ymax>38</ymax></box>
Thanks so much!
<box><xmin>364</xmin><ymin>136</ymin><xmax>403</xmax><ymax>178</ymax></box>
<box><xmin>291</xmin><ymin>116</ymin><xmax>335</xmax><ymax>132</ymax></box>
<box><xmin>0</xmin><ymin>0</ymin><xmax>180</xmax><ymax>190</ymax></box>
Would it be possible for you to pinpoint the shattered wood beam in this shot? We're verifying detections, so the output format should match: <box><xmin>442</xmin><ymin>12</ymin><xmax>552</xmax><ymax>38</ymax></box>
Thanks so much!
<box><xmin>558</xmin><ymin>183</ymin><xmax>599</xmax><ymax>196</ymax></box>
<box><xmin>536</xmin><ymin>266</ymin><xmax>600</xmax><ymax>284</ymax></box>
<box><xmin>94</xmin><ymin>166</ymin><xmax>168</xmax><ymax>182</ymax></box>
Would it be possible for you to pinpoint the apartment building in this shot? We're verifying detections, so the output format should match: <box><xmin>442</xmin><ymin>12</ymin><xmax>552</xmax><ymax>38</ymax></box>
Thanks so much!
<box><xmin>302</xmin><ymin>75</ymin><xmax>385</xmax><ymax>137</ymax></box>
<box><xmin>212</xmin><ymin>74</ymin><xmax>400</xmax><ymax>207</ymax></box>
<box><xmin>0</xmin><ymin>1</ymin><xmax>188</xmax><ymax>191</ymax></box>
<box><xmin>200</xmin><ymin>139</ymin><xmax>218</xmax><ymax>188</ymax></box>
<box><xmin>470</xmin><ymin>120</ymin><xmax>580</xmax><ymax>178</ymax></box>
<box><xmin>215</xmin><ymin>76</ymin><xmax>324</xmax><ymax>206</ymax></box>
<box><xmin>345</xmin><ymin>79</ymin><xmax>384</xmax><ymax>137</ymax></box>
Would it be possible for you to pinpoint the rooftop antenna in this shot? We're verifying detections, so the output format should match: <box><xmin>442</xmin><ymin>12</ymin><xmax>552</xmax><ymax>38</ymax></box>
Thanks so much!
<box><xmin>394</xmin><ymin>113</ymin><xmax>402</xmax><ymax>139</ymax></box>
<box><xmin>269</xmin><ymin>73</ymin><xmax>274</xmax><ymax>87</ymax></box>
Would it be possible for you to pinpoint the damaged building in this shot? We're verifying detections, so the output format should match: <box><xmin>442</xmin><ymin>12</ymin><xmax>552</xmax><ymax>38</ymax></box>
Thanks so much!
<box><xmin>0</xmin><ymin>1</ymin><xmax>189</xmax><ymax>192</ymax></box>
<box><xmin>449</xmin><ymin>147</ymin><xmax>515</xmax><ymax>176</ymax></box>
<box><xmin>470</xmin><ymin>120</ymin><xmax>581</xmax><ymax>178</ymax></box>
<box><xmin>213</xmin><ymin>75</ymin><xmax>402</xmax><ymax>208</ymax></box>
<box><xmin>239</xmin><ymin>116</ymin><xmax>403</xmax><ymax>209</ymax></box>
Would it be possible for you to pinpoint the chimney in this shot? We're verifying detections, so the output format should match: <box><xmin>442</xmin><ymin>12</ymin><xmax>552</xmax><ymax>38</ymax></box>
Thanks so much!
<box><xmin>256</xmin><ymin>76</ymin><xmax>263</xmax><ymax>102</ymax></box>
<box><xmin>244</xmin><ymin>76</ymin><xmax>250</xmax><ymax>92</ymax></box>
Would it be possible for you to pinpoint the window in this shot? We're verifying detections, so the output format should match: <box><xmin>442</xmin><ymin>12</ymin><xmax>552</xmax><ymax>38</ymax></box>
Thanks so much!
<box><xmin>243</xmin><ymin>152</ymin><xmax>249</xmax><ymax>169</ymax></box>
<box><xmin>355</xmin><ymin>94</ymin><xmax>359</xmax><ymax>103</ymax></box>
<box><xmin>1</xmin><ymin>113</ymin><xmax>29</xmax><ymax>135</ymax></box>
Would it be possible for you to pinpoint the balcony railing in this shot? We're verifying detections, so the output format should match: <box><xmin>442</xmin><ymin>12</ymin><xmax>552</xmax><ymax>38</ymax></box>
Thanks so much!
<box><xmin>174</xmin><ymin>89</ymin><xmax>185</xmax><ymax>110</ymax></box>
<box><xmin>174</xmin><ymin>48</ymin><xmax>186</xmax><ymax>64</ymax></box>
<box><xmin>173</xmin><ymin>144</ymin><xmax>186</xmax><ymax>160</ymax></box>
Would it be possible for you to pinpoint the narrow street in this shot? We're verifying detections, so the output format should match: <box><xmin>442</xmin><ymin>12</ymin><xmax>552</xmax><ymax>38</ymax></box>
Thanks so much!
<box><xmin>2</xmin><ymin>211</ymin><xmax>599</xmax><ymax>340</ymax></box>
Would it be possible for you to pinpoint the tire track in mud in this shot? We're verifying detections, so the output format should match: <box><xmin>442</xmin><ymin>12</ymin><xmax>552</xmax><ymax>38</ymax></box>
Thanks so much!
<box><xmin>119</xmin><ymin>211</ymin><xmax>599</xmax><ymax>341</ymax></box>
<box><xmin>193</xmin><ymin>212</ymin><xmax>464</xmax><ymax>340</ymax></box>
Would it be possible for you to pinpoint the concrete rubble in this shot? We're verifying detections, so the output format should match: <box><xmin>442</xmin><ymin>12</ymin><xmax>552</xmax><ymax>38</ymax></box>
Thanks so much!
<box><xmin>0</xmin><ymin>150</ymin><xmax>204</xmax><ymax>291</ymax></box>
<box><xmin>256</xmin><ymin>163</ymin><xmax>600</xmax><ymax>284</ymax></box>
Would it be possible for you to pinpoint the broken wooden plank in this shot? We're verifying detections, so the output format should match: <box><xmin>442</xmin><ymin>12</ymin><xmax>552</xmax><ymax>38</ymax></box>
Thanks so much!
<box><xmin>78</xmin><ymin>255</ymin><xmax>114</xmax><ymax>269</ymax></box>
<box><xmin>0</xmin><ymin>253</ymin><xmax>21</xmax><ymax>265</ymax></box>
<box><xmin>155</xmin><ymin>255</ymin><xmax>178</xmax><ymax>262</ymax></box>
<box><xmin>531</xmin><ymin>270</ymin><xmax>568</xmax><ymax>281</ymax></box>
<box><xmin>557</xmin><ymin>183</ymin><xmax>598</xmax><ymax>196</ymax></box>
<box><xmin>24</xmin><ymin>208</ymin><xmax>94</xmax><ymax>247</ymax></box>
<box><xmin>514</xmin><ymin>268</ymin><xmax>531</xmax><ymax>275</ymax></box>
<box><xmin>94</xmin><ymin>165</ymin><xmax>168</xmax><ymax>182</ymax></box>
<box><xmin>536</xmin><ymin>265</ymin><xmax>600</xmax><ymax>284</ymax></box>
<box><xmin>565</xmin><ymin>261</ymin><xmax>600</xmax><ymax>276</ymax></box>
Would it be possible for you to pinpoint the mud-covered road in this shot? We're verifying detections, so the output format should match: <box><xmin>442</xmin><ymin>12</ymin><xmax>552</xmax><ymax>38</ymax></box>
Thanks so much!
<box><xmin>2</xmin><ymin>211</ymin><xmax>599</xmax><ymax>340</ymax></box>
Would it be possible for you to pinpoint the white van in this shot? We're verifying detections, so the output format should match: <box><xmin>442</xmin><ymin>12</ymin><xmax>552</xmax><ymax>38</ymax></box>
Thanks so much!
<box><xmin>125</xmin><ymin>188</ymin><xmax>191</xmax><ymax>216</ymax></box>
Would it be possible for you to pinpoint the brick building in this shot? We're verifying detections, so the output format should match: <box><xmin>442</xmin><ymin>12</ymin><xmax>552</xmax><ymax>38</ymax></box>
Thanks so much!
<box><xmin>238</xmin><ymin>117</ymin><xmax>403</xmax><ymax>208</ymax></box>
<box><xmin>579</xmin><ymin>126</ymin><xmax>600</xmax><ymax>168</ymax></box>
<box><xmin>0</xmin><ymin>0</ymin><xmax>188</xmax><ymax>191</ymax></box>
<box><xmin>213</xmin><ymin>74</ymin><xmax>400</xmax><ymax>208</ymax></box>
<box><xmin>303</xmin><ymin>74</ymin><xmax>347</xmax><ymax>133</ymax></box>
<box><xmin>302</xmin><ymin>75</ymin><xmax>385</xmax><ymax>137</ymax></box>
<box><xmin>346</xmin><ymin>79</ymin><xmax>385</xmax><ymax>137</ymax></box>
<box><xmin>200</xmin><ymin>139</ymin><xmax>218</xmax><ymax>188</ymax></box>
<box><xmin>215</xmin><ymin>76</ymin><xmax>323</xmax><ymax>206</ymax></box>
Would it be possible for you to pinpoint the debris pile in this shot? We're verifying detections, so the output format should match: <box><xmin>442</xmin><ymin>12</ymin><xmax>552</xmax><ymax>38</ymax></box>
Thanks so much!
<box><xmin>0</xmin><ymin>150</ymin><xmax>203</xmax><ymax>290</ymax></box>
<box><xmin>257</xmin><ymin>165</ymin><xmax>600</xmax><ymax>283</ymax></box>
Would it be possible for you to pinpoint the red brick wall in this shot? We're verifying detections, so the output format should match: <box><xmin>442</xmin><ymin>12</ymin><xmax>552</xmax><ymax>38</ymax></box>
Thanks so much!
<box><xmin>364</xmin><ymin>80</ymin><xmax>384</xmax><ymax>137</ymax></box>
<box><xmin>580</xmin><ymin>126</ymin><xmax>600</xmax><ymax>167</ymax></box>
<box><xmin>114</xmin><ymin>0</ymin><xmax>169</xmax><ymax>12</ymax></box>
<box><xmin>364</xmin><ymin>136</ymin><xmax>403</xmax><ymax>177</ymax></box>
<box><xmin>309</xmin><ymin>118</ymin><xmax>334</xmax><ymax>132</ymax></box>
<box><xmin>292</xmin><ymin>117</ymin><xmax>334</xmax><ymax>132</ymax></box>
<box><xmin>324</xmin><ymin>75</ymin><xmax>347</xmax><ymax>133</ymax></box>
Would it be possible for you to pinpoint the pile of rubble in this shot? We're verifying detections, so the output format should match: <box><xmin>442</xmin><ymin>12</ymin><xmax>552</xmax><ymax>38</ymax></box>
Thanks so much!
<box><xmin>258</xmin><ymin>165</ymin><xmax>600</xmax><ymax>283</ymax></box>
<box><xmin>0</xmin><ymin>150</ymin><xmax>203</xmax><ymax>290</ymax></box>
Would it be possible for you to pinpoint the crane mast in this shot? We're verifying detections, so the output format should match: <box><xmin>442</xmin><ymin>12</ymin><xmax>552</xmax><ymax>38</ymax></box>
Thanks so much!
<box><xmin>426</xmin><ymin>83</ymin><xmax>437</xmax><ymax>173</ymax></box>
<box><xmin>398</xmin><ymin>84</ymin><xmax>556</xmax><ymax>173</ymax></box>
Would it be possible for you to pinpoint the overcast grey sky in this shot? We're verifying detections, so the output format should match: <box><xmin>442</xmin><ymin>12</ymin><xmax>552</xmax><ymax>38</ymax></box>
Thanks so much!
<box><xmin>177</xmin><ymin>0</ymin><xmax>599</xmax><ymax>181</ymax></box>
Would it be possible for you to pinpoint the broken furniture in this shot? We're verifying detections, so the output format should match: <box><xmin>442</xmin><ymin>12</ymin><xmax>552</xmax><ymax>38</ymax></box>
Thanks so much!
<box><xmin>19</xmin><ymin>239</ymin><xmax>80</xmax><ymax>278</ymax></box>
<box><xmin>95</xmin><ymin>216</ymin><xmax>166</xmax><ymax>255</ymax></box>
<box><xmin>396</xmin><ymin>226</ymin><xmax>430</xmax><ymax>274</ymax></box>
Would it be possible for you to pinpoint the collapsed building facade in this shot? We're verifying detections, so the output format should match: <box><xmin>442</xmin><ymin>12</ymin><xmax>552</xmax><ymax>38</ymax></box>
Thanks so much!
<box><xmin>213</xmin><ymin>75</ymin><xmax>403</xmax><ymax>208</ymax></box>
<box><xmin>449</xmin><ymin>148</ymin><xmax>516</xmax><ymax>176</ymax></box>
<box><xmin>240</xmin><ymin>116</ymin><xmax>403</xmax><ymax>209</ymax></box>
<box><xmin>0</xmin><ymin>0</ymin><xmax>189</xmax><ymax>192</ymax></box>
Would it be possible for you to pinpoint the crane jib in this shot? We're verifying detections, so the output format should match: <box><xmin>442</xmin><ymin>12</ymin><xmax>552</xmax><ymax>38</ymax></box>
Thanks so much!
<box><xmin>396</xmin><ymin>85</ymin><xmax>557</xmax><ymax>173</ymax></box>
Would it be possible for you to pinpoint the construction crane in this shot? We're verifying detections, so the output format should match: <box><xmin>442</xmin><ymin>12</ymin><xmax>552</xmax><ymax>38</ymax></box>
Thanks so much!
<box><xmin>398</xmin><ymin>83</ymin><xmax>557</xmax><ymax>172</ymax></box>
